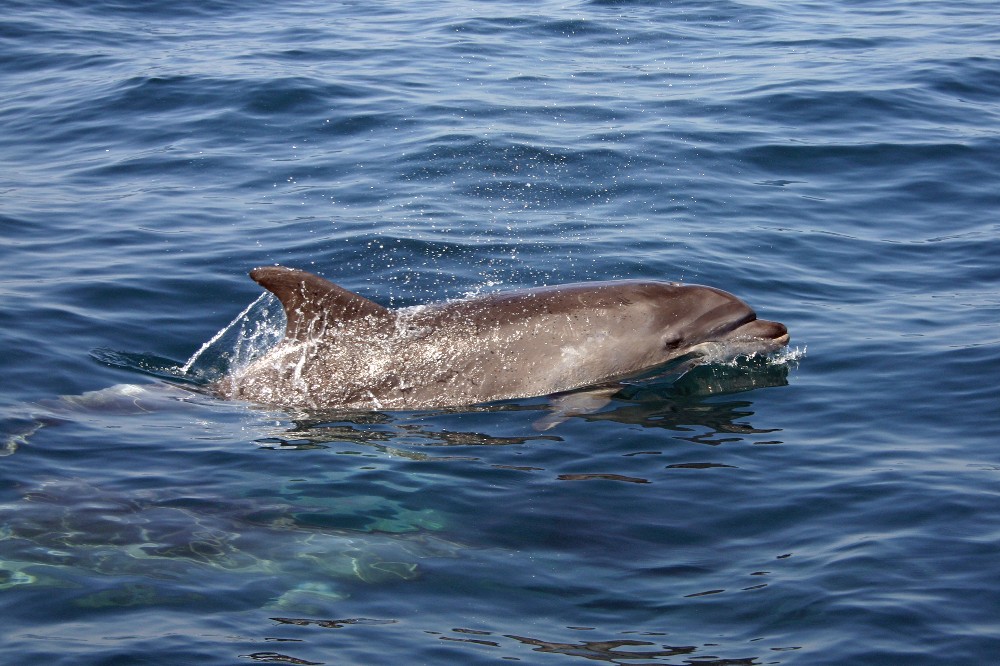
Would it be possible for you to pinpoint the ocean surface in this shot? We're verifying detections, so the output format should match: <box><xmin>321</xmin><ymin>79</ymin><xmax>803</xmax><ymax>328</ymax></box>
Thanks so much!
<box><xmin>2</xmin><ymin>0</ymin><xmax>999</xmax><ymax>664</ymax></box>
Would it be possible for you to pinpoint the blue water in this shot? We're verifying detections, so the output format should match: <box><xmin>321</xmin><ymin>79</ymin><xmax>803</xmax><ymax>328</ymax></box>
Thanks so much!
<box><xmin>2</xmin><ymin>0</ymin><xmax>999</xmax><ymax>664</ymax></box>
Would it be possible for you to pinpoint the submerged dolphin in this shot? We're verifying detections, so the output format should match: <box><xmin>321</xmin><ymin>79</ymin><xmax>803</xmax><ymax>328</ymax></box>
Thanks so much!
<box><xmin>213</xmin><ymin>266</ymin><xmax>788</xmax><ymax>411</ymax></box>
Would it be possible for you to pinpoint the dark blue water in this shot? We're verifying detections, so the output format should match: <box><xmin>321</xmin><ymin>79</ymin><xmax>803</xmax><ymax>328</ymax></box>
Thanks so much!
<box><xmin>3</xmin><ymin>0</ymin><xmax>999</xmax><ymax>664</ymax></box>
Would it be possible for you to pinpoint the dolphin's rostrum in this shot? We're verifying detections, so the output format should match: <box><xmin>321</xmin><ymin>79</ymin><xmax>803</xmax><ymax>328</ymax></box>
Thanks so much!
<box><xmin>214</xmin><ymin>266</ymin><xmax>789</xmax><ymax>411</ymax></box>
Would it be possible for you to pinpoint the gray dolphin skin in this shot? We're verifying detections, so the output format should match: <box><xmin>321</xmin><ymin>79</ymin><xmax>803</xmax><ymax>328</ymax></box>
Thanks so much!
<box><xmin>214</xmin><ymin>266</ymin><xmax>789</xmax><ymax>411</ymax></box>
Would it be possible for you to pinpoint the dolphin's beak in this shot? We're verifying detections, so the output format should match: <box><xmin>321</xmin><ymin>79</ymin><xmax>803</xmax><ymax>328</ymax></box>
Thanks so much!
<box><xmin>732</xmin><ymin>318</ymin><xmax>789</xmax><ymax>347</ymax></box>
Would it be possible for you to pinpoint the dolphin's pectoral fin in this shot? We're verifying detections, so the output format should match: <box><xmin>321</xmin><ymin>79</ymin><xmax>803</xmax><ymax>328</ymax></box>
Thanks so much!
<box><xmin>250</xmin><ymin>266</ymin><xmax>393</xmax><ymax>342</ymax></box>
<box><xmin>533</xmin><ymin>386</ymin><xmax>620</xmax><ymax>431</ymax></box>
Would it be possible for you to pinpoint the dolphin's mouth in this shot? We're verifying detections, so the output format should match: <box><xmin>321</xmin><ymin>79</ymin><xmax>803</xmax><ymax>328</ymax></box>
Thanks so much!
<box><xmin>684</xmin><ymin>317</ymin><xmax>789</xmax><ymax>362</ymax></box>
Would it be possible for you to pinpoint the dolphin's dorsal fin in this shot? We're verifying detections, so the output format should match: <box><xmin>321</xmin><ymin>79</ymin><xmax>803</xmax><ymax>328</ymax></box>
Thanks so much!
<box><xmin>250</xmin><ymin>266</ymin><xmax>392</xmax><ymax>342</ymax></box>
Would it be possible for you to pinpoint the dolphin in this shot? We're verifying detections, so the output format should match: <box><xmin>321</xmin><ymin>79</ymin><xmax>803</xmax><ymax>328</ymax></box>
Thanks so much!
<box><xmin>213</xmin><ymin>266</ymin><xmax>789</xmax><ymax>412</ymax></box>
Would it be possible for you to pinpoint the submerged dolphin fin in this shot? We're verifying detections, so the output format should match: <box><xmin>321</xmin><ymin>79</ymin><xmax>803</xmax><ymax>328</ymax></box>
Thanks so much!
<box><xmin>250</xmin><ymin>266</ymin><xmax>392</xmax><ymax>342</ymax></box>
<box><xmin>533</xmin><ymin>386</ymin><xmax>620</xmax><ymax>431</ymax></box>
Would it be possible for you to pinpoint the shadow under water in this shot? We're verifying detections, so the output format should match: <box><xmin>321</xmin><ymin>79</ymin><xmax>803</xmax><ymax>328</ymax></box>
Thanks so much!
<box><xmin>0</xmin><ymin>476</ymin><xmax>461</xmax><ymax>614</ymax></box>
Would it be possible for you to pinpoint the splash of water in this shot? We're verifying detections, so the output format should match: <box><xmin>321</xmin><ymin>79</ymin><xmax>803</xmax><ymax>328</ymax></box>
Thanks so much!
<box><xmin>180</xmin><ymin>293</ymin><xmax>284</xmax><ymax>380</ymax></box>
<box><xmin>773</xmin><ymin>345</ymin><xmax>807</xmax><ymax>365</ymax></box>
<box><xmin>696</xmin><ymin>342</ymin><xmax>806</xmax><ymax>368</ymax></box>
<box><xmin>181</xmin><ymin>293</ymin><xmax>269</xmax><ymax>373</ymax></box>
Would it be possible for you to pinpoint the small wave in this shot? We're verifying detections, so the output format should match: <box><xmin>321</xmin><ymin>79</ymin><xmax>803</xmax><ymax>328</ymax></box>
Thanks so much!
<box><xmin>90</xmin><ymin>348</ymin><xmax>195</xmax><ymax>383</ymax></box>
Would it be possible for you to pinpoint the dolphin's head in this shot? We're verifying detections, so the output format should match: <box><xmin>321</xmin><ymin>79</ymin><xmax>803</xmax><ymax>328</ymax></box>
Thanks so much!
<box><xmin>643</xmin><ymin>283</ymin><xmax>789</xmax><ymax>361</ymax></box>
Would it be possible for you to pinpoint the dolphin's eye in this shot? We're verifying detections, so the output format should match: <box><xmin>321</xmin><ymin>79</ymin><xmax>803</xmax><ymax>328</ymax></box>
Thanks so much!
<box><xmin>663</xmin><ymin>333</ymin><xmax>683</xmax><ymax>350</ymax></box>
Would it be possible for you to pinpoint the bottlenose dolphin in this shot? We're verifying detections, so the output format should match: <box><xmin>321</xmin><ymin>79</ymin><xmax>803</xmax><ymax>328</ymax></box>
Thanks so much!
<box><xmin>213</xmin><ymin>266</ymin><xmax>788</xmax><ymax>412</ymax></box>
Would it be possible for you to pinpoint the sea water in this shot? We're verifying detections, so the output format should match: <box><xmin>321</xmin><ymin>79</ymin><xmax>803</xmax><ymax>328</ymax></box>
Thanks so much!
<box><xmin>2</xmin><ymin>0</ymin><xmax>999</xmax><ymax>664</ymax></box>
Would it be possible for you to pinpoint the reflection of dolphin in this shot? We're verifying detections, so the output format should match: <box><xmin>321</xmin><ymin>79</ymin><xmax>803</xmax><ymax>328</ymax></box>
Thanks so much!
<box><xmin>215</xmin><ymin>267</ymin><xmax>788</xmax><ymax>411</ymax></box>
